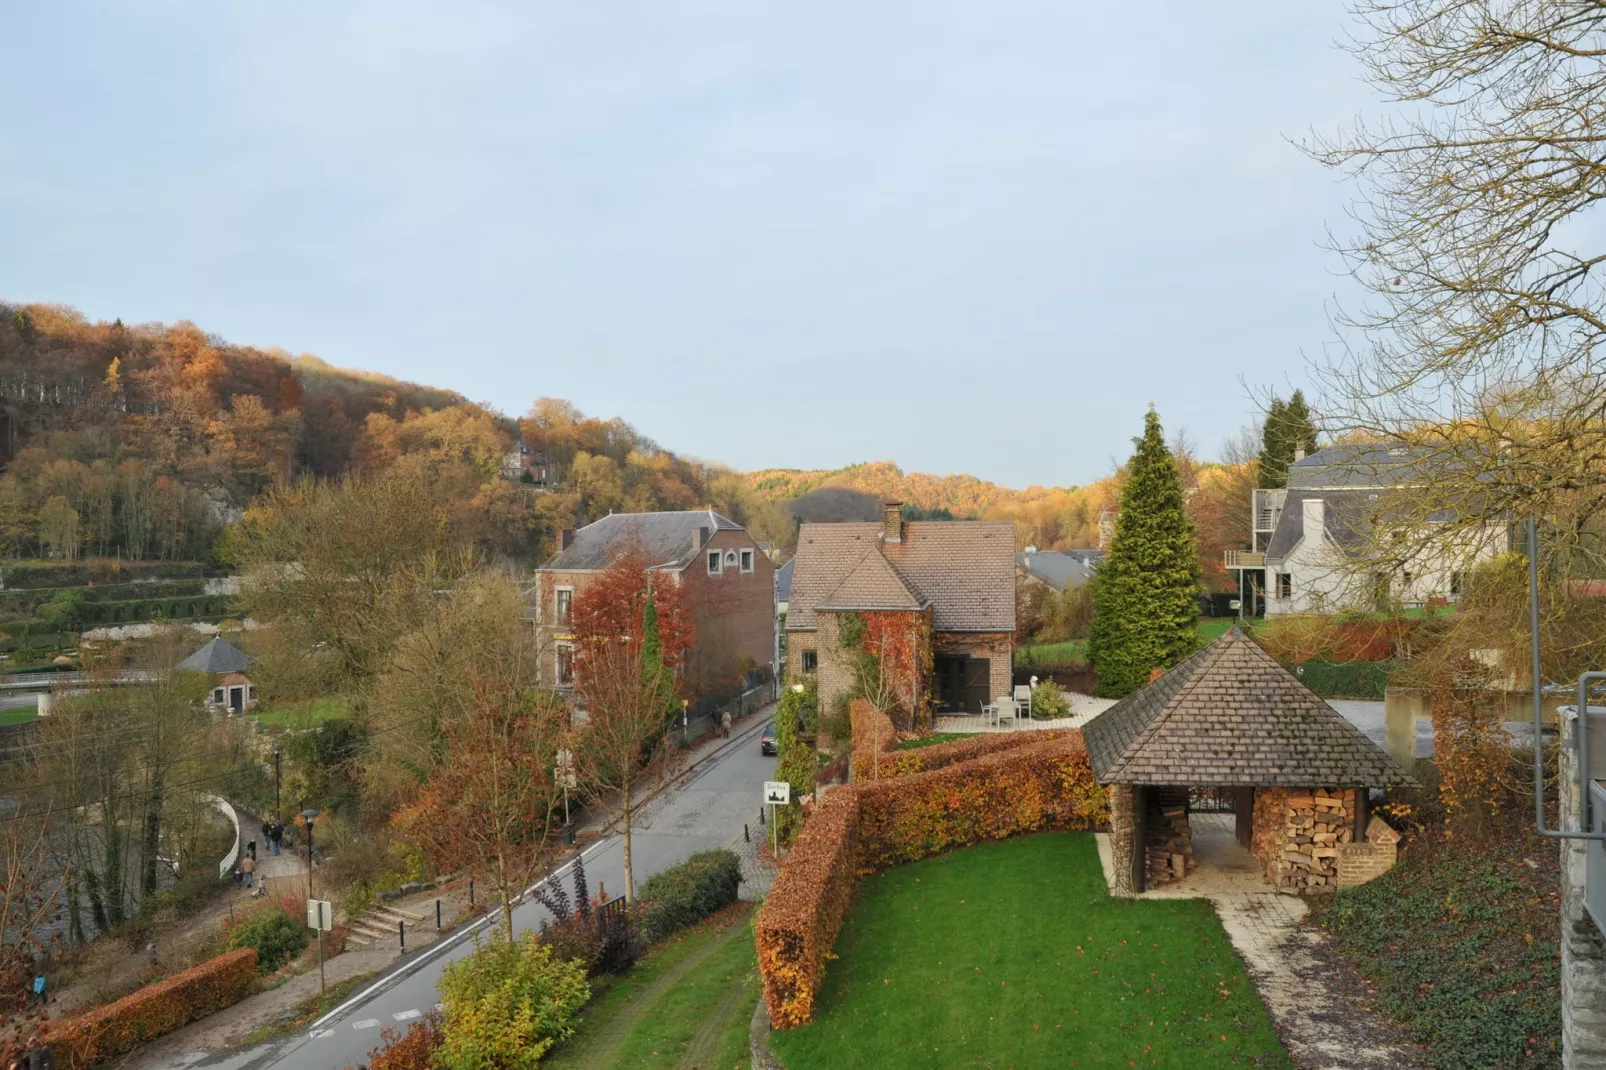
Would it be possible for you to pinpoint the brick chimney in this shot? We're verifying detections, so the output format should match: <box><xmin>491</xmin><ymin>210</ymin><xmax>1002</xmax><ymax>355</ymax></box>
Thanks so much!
<box><xmin>559</xmin><ymin>528</ymin><xmax>576</xmax><ymax>550</ymax></box>
<box><xmin>882</xmin><ymin>502</ymin><xmax>904</xmax><ymax>543</ymax></box>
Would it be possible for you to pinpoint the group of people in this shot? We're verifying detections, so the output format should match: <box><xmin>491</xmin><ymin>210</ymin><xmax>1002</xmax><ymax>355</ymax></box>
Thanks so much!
<box><xmin>232</xmin><ymin>817</ymin><xmax>287</xmax><ymax>892</ymax></box>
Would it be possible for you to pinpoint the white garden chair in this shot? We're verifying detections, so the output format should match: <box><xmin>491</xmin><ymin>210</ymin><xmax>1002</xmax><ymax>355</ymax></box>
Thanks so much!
<box><xmin>1013</xmin><ymin>685</ymin><xmax>1032</xmax><ymax>719</ymax></box>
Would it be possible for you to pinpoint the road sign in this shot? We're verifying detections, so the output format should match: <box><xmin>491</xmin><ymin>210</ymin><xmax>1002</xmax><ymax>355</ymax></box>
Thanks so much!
<box><xmin>557</xmin><ymin>748</ymin><xmax>578</xmax><ymax>791</ymax></box>
<box><xmin>306</xmin><ymin>898</ymin><xmax>334</xmax><ymax>932</ymax></box>
<box><xmin>764</xmin><ymin>781</ymin><xmax>790</xmax><ymax>806</ymax></box>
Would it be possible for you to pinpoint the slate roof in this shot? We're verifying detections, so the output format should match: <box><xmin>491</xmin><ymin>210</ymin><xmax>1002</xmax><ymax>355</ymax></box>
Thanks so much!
<box><xmin>1288</xmin><ymin>443</ymin><xmax>1488</xmax><ymax>490</ymax></box>
<box><xmin>178</xmin><ymin>636</ymin><xmax>250</xmax><ymax>675</ymax></box>
<box><xmin>1015</xmin><ymin>550</ymin><xmax>1095</xmax><ymax>591</ymax></box>
<box><xmin>1264</xmin><ymin>488</ymin><xmax>1464</xmax><ymax>563</ymax></box>
<box><xmin>1082</xmin><ymin>628</ymin><xmax>1414</xmax><ymax>788</ymax></box>
<box><xmin>540</xmin><ymin>509</ymin><xmax>744</xmax><ymax>571</ymax></box>
<box><xmin>787</xmin><ymin>520</ymin><xmax>1015</xmax><ymax>632</ymax></box>
<box><xmin>775</xmin><ymin>558</ymin><xmax>794</xmax><ymax>603</ymax></box>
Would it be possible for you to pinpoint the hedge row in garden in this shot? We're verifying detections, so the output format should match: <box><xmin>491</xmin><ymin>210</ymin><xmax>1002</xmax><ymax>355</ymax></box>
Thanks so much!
<box><xmin>0</xmin><ymin>560</ymin><xmax>211</xmax><ymax>590</ymax></box>
<box><xmin>79</xmin><ymin>595</ymin><xmax>236</xmax><ymax>626</ymax></box>
<box><xmin>1289</xmin><ymin>659</ymin><xmax>1398</xmax><ymax>699</ymax></box>
<box><xmin>865</xmin><ymin>728</ymin><xmax>1074</xmax><ymax>780</ymax></box>
<box><xmin>43</xmin><ymin>948</ymin><xmax>258</xmax><ymax>1068</ymax></box>
<box><xmin>848</xmin><ymin>699</ymin><xmax>899</xmax><ymax>779</ymax></box>
<box><xmin>754</xmin><ymin>787</ymin><xmax>861</xmax><ymax>1030</ymax></box>
<box><xmin>757</xmin><ymin>726</ymin><xmax>1110</xmax><ymax>1030</ymax></box>
<box><xmin>636</xmin><ymin>849</ymin><xmax>743</xmax><ymax>944</ymax></box>
<box><xmin>855</xmin><ymin>732</ymin><xmax>1108</xmax><ymax>870</ymax></box>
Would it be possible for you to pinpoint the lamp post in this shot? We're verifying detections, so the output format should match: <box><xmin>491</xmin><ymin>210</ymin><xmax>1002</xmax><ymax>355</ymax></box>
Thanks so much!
<box><xmin>681</xmin><ymin>698</ymin><xmax>689</xmax><ymax>747</ymax></box>
<box><xmin>300</xmin><ymin>808</ymin><xmax>319</xmax><ymax>899</ymax></box>
<box><xmin>273</xmin><ymin>746</ymin><xmax>282</xmax><ymax>816</ymax></box>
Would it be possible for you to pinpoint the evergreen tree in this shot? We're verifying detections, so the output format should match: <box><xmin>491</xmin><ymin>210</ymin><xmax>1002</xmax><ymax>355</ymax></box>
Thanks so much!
<box><xmin>1284</xmin><ymin>389</ymin><xmax>1319</xmax><ymax>459</ymax></box>
<box><xmin>1256</xmin><ymin>391</ymin><xmax>1320</xmax><ymax>489</ymax></box>
<box><xmin>640</xmin><ymin>588</ymin><xmax>675</xmax><ymax>720</ymax></box>
<box><xmin>1088</xmin><ymin>408</ymin><xmax>1203</xmax><ymax>697</ymax></box>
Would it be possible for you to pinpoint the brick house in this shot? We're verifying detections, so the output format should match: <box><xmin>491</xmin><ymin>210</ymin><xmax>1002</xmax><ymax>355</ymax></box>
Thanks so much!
<box><xmin>531</xmin><ymin>509</ymin><xmax>775</xmax><ymax>698</ymax></box>
<box><xmin>785</xmin><ymin>503</ymin><xmax>1015</xmax><ymax>727</ymax></box>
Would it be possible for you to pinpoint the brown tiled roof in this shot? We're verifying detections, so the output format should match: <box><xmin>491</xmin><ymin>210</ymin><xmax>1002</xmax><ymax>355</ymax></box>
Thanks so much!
<box><xmin>1083</xmin><ymin>628</ymin><xmax>1414</xmax><ymax>788</ymax></box>
<box><xmin>817</xmin><ymin>550</ymin><xmax>927</xmax><ymax>611</ymax></box>
<box><xmin>787</xmin><ymin>521</ymin><xmax>1015</xmax><ymax>632</ymax></box>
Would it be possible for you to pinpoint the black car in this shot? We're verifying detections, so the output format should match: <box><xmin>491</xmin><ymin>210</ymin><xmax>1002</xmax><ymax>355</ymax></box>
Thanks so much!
<box><xmin>760</xmin><ymin>722</ymin><xmax>778</xmax><ymax>756</ymax></box>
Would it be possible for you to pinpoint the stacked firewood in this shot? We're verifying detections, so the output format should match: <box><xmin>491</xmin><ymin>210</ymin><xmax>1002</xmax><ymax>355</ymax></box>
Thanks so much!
<box><xmin>1144</xmin><ymin>788</ymin><xmax>1194</xmax><ymax>885</ymax></box>
<box><xmin>1273</xmin><ymin>788</ymin><xmax>1355</xmax><ymax>892</ymax></box>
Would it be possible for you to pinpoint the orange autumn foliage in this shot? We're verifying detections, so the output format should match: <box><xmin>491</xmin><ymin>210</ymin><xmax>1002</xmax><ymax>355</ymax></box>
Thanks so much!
<box><xmin>567</xmin><ymin>548</ymin><xmax>693</xmax><ymax>670</ymax></box>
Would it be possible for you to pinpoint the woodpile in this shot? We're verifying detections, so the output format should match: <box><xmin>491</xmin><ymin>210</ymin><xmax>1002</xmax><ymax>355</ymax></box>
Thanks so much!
<box><xmin>1144</xmin><ymin>787</ymin><xmax>1194</xmax><ymax>885</ymax></box>
<box><xmin>1271</xmin><ymin>788</ymin><xmax>1355</xmax><ymax>893</ymax></box>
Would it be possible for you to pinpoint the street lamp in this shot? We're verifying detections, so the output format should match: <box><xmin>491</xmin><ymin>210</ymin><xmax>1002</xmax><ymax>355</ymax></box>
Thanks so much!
<box><xmin>300</xmin><ymin>808</ymin><xmax>319</xmax><ymax>898</ymax></box>
<box><xmin>273</xmin><ymin>746</ymin><xmax>283</xmax><ymax>816</ymax></box>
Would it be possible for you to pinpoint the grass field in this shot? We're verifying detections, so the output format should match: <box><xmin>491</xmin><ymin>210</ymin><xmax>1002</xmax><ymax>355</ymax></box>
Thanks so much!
<box><xmin>254</xmin><ymin>696</ymin><xmax>349</xmax><ymax>730</ymax></box>
<box><xmin>894</xmin><ymin>732</ymin><xmax>978</xmax><ymax>751</ymax></box>
<box><xmin>0</xmin><ymin>706</ymin><xmax>39</xmax><ymax>726</ymax></box>
<box><xmin>769</xmin><ymin>833</ymin><xmax>1290</xmax><ymax>1070</ymax></box>
<box><xmin>545</xmin><ymin>903</ymin><xmax>759</xmax><ymax>1070</ymax></box>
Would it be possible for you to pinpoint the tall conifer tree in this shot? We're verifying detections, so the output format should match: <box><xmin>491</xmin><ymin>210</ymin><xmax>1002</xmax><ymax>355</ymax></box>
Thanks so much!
<box><xmin>1088</xmin><ymin>408</ymin><xmax>1203</xmax><ymax>697</ymax></box>
<box><xmin>1256</xmin><ymin>391</ymin><xmax>1320</xmax><ymax>489</ymax></box>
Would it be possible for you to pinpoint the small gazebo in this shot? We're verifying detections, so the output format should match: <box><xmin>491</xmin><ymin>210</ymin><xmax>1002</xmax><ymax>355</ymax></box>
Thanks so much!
<box><xmin>1082</xmin><ymin>628</ymin><xmax>1414</xmax><ymax>895</ymax></box>
<box><xmin>178</xmin><ymin>635</ymin><xmax>256</xmax><ymax>712</ymax></box>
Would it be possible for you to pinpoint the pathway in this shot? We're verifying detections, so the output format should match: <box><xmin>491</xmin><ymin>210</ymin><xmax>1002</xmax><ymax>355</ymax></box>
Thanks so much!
<box><xmin>1096</xmin><ymin>813</ymin><xmax>1421</xmax><ymax>1070</ymax></box>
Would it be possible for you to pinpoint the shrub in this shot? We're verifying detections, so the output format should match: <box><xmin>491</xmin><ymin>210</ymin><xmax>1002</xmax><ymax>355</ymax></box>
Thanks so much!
<box><xmin>435</xmin><ymin>931</ymin><xmax>590</xmax><ymax>1070</ymax></box>
<box><xmin>777</xmin><ymin>678</ymin><xmax>818</xmax><ymax>736</ymax></box>
<box><xmin>866</xmin><ymin>728</ymin><xmax>1074</xmax><ymax>779</ymax></box>
<box><xmin>636</xmin><ymin>850</ymin><xmax>743</xmax><ymax>944</ymax></box>
<box><xmin>848</xmin><ymin>698</ymin><xmax>898</xmax><ymax>781</ymax></box>
<box><xmin>42</xmin><ymin>948</ymin><xmax>257</xmax><ymax>1068</ymax></box>
<box><xmin>1290</xmin><ymin>659</ymin><xmax>1397</xmax><ymax>699</ymax></box>
<box><xmin>820</xmin><ymin>693</ymin><xmax>852</xmax><ymax>749</ymax></box>
<box><xmin>224</xmin><ymin>908</ymin><xmax>309</xmax><ymax>974</ymax></box>
<box><xmin>755</xmin><ymin>788</ymin><xmax>860</xmax><ymax>1030</ymax></box>
<box><xmin>1030</xmin><ymin>679</ymin><xmax>1071</xmax><ymax>719</ymax></box>
<box><xmin>532</xmin><ymin>855</ymin><xmax>642</xmax><ymax>975</ymax></box>
<box><xmin>855</xmin><ymin>732</ymin><xmax>1108</xmax><ymax>870</ymax></box>
<box><xmin>364</xmin><ymin>1014</ymin><xmax>443</xmax><ymax>1070</ymax></box>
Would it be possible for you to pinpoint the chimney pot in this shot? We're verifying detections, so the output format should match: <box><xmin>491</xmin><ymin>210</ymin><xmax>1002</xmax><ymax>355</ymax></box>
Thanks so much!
<box><xmin>559</xmin><ymin>528</ymin><xmax>576</xmax><ymax>550</ymax></box>
<box><xmin>1302</xmin><ymin>498</ymin><xmax>1325</xmax><ymax>542</ymax></box>
<box><xmin>882</xmin><ymin>502</ymin><xmax>904</xmax><ymax>543</ymax></box>
<box><xmin>1294</xmin><ymin>448</ymin><xmax>1307</xmax><ymax>462</ymax></box>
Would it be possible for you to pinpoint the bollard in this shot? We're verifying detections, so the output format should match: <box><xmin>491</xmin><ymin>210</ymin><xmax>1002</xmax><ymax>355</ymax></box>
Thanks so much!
<box><xmin>744</xmin><ymin>823</ymin><xmax>750</xmax><ymax>843</ymax></box>
<box><xmin>469</xmin><ymin>879</ymin><xmax>475</xmax><ymax>909</ymax></box>
<box><xmin>399</xmin><ymin>920</ymin><xmax>405</xmax><ymax>952</ymax></box>
<box><xmin>759</xmin><ymin>806</ymin><xmax>765</xmax><ymax>826</ymax></box>
<box><xmin>436</xmin><ymin>898</ymin><xmax>442</xmax><ymax>931</ymax></box>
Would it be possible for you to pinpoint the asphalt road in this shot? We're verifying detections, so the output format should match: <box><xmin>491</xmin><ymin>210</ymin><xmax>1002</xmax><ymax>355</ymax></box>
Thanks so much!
<box><xmin>186</xmin><ymin>716</ymin><xmax>777</xmax><ymax>1070</ymax></box>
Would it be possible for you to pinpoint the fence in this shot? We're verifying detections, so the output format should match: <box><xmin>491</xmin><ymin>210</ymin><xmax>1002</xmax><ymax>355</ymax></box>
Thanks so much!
<box><xmin>678</xmin><ymin>676</ymin><xmax>775</xmax><ymax>747</ymax></box>
<box><xmin>596</xmin><ymin>894</ymin><xmax>627</xmax><ymax>937</ymax></box>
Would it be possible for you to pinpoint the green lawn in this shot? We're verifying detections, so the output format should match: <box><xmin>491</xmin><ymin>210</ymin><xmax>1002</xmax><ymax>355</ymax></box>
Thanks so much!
<box><xmin>894</xmin><ymin>732</ymin><xmax>978</xmax><ymax>751</ymax></box>
<box><xmin>545</xmin><ymin>903</ymin><xmax>759</xmax><ymax>1070</ymax></box>
<box><xmin>770</xmin><ymin>833</ymin><xmax>1290</xmax><ymax>1070</ymax></box>
<box><xmin>253</xmin><ymin>696</ymin><xmax>349</xmax><ymax>730</ymax></box>
<box><xmin>0</xmin><ymin>706</ymin><xmax>39</xmax><ymax>727</ymax></box>
<box><xmin>1015</xmin><ymin>639</ymin><xmax>1087</xmax><ymax>667</ymax></box>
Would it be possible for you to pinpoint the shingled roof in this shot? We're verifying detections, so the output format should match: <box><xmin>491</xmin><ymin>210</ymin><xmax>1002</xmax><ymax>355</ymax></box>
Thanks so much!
<box><xmin>1083</xmin><ymin>628</ymin><xmax>1413</xmax><ymax>788</ymax></box>
<box><xmin>540</xmin><ymin>509</ymin><xmax>744</xmax><ymax>571</ymax></box>
<box><xmin>178</xmin><ymin>636</ymin><xmax>250</xmax><ymax>675</ymax></box>
<box><xmin>787</xmin><ymin>519</ymin><xmax>1014</xmax><ymax>632</ymax></box>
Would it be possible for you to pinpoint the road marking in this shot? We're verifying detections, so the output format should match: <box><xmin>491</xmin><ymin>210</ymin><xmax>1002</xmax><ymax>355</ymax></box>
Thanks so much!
<box><xmin>354</xmin><ymin>1019</ymin><xmax>380</xmax><ymax>1030</ymax></box>
<box><xmin>394</xmin><ymin>1009</ymin><xmax>421</xmax><ymax>1021</ymax></box>
<box><xmin>311</xmin><ymin>1029</ymin><xmax>335</xmax><ymax>1039</ymax></box>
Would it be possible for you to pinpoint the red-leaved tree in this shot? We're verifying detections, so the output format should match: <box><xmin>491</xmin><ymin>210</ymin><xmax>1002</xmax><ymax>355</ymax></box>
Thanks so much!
<box><xmin>568</xmin><ymin>548</ymin><xmax>693</xmax><ymax>682</ymax></box>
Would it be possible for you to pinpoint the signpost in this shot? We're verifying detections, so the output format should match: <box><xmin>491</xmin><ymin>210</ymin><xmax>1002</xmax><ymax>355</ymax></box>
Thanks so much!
<box><xmin>306</xmin><ymin>898</ymin><xmax>333</xmax><ymax>994</ymax></box>
<box><xmin>556</xmin><ymin>747</ymin><xmax>577</xmax><ymax>837</ymax></box>
<box><xmin>764</xmin><ymin>781</ymin><xmax>790</xmax><ymax>858</ymax></box>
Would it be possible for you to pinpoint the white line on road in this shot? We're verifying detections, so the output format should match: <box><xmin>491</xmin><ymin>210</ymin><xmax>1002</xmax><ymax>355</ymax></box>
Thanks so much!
<box><xmin>393</xmin><ymin>1009</ymin><xmax>421</xmax><ymax>1021</ymax></box>
<box><xmin>311</xmin><ymin>1029</ymin><xmax>335</xmax><ymax>1039</ymax></box>
<box><xmin>353</xmin><ymin>1019</ymin><xmax>380</xmax><ymax>1030</ymax></box>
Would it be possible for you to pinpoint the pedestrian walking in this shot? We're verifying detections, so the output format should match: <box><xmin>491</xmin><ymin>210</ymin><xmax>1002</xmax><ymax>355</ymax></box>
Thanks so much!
<box><xmin>240</xmin><ymin>854</ymin><xmax>255</xmax><ymax>889</ymax></box>
<box><xmin>270</xmin><ymin>820</ymin><xmax>283</xmax><ymax>855</ymax></box>
<box><xmin>246</xmin><ymin>840</ymin><xmax>257</xmax><ymax>862</ymax></box>
<box><xmin>721</xmin><ymin>709</ymin><xmax>732</xmax><ymax>739</ymax></box>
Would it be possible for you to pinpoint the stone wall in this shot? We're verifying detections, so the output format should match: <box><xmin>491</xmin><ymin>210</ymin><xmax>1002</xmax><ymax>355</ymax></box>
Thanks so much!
<box><xmin>1108</xmin><ymin>784</ymin><xmax>1136</xmax><ymax>897</ymax></box>
<box><xmin>1335</xmin><ymin>816</ymin><xmax>1402</xmax><ymax>889</ymax></box>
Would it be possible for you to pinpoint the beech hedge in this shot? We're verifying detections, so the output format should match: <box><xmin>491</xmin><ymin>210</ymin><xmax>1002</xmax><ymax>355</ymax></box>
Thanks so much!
<box><xmin>867</xmin><ymin>729</ymin><xmax>1073</xmax><ymax>780</ymax></box>
<box><xmin>43</xmin><ymin>948</ymin><xmax>258</xmax><ymax>1068</ymax></box>
<box><xmin>754</xmin><ymin>787</ymin><xmax>860</xmax><ymax>1030</ymax></box>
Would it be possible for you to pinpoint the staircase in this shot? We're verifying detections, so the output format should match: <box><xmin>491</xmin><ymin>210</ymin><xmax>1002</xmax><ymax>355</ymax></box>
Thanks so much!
<box><xmin>345</xmin><ymin>902</ymin><xmax>428</xmax><ymax>949</ymax></box>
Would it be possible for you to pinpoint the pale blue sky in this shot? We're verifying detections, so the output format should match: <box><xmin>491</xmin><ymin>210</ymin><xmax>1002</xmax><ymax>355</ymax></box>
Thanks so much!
<box><xmin>0</xmin><ymin>2</ymin><xmax>1370</xmax><ymax>487</ymax></box>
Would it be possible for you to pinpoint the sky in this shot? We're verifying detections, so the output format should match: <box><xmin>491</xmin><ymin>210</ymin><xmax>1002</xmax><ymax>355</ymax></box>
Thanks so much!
<box><xmin>0</xmin><ymin>2</ymin><xmax>1377</xmax><ymax>488</ymax></box>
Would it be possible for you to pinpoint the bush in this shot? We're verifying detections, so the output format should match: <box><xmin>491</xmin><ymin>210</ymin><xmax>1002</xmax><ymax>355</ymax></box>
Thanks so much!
<box><xmin>777</xmin><ymin>678</ymin><xmax>818</xmax><ymax>736</ymax></box>
<box><xmin>225</xmin><ymin>908</ymin><xmax>310</xmax><ymax>974</ymax></box>
<box><xmin>820</xmin><ymin>693</ymin><xmax>852</xmax><ymax>749</ymax></box>
<box><xmin>636</xmin><ymin>850</ymin><xmax>743</xmax><ymax>944</ymax></box>
<box><xmin>754</xmin><ymin>788</ymin><xmax>860</xmax><ymax>1030</ymax></box>
<box><xmin>866</xmin><ymin>728</ymin><xmax>1075</xmax><ymax>780</ymax></box>
<box><xmin>435</xmin><ymin>931</ymin><xmax>590</xmax><ymax>1070</ymax></box>
<box><xmin>855</xmin><ymin>733</ymin><xmax>1108</xmax><ymax>870</ymax></box>
<box><xmin>42</xmin><ymin>948</ymin><xmax>257</xmax><ymax>1068</ymax></box>
<box><xmin>365</xmin><ymin>1014</ymin><xmax>443</xmax><ymax>1070</ymax></box>
<box><xmin>532</xmin><ymin>855</ymin><xmax>642</xmax><ymax>975</ymax></box>
<box><xmin>1030</xmin><ymin>679</ymin><xmax>1071</xmax><ymax>719</ymax></box>
<box><xmin>1291</xmin><ymin>659</ymin><xmax>1398</xmax><ymax>699</ymax></box>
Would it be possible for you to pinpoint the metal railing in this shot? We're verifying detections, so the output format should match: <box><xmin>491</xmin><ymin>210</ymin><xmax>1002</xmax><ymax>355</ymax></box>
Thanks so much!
<box><xmin>1223</xmin><ymin>550</ymin><xmax>1265</xmax><ymax>569</ymax></box>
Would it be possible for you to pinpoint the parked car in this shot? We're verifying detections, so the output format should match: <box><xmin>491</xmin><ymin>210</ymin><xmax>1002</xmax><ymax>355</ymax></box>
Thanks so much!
<box><xmin>760</xmin><ymin>722</ymin><xmax>778</xmax><ymax>756</ymax></box>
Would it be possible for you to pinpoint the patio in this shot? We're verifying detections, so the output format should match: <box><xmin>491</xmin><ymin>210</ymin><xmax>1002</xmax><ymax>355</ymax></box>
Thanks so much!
<box><xmin>933</xmin><ymin>690</ymin><xmax>1115</xmax><ymax>734</ymax></box>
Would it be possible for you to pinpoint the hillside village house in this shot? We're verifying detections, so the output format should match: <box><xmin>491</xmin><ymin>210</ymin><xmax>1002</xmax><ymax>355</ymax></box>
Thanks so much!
<box><xmin>179</xmin><ymin>635</ymin><xmax>256</xmax><ymax>712</ymax></box>
<box><xmin>786</xmin><ymin>503</ymin><xmax>1015</xmax><ymax>727</ymax></box>
<box><xmin>1225</xmin><ymin>444</ymin><xmax>1508</xmax><ymax>617</ymax></box>
<box><xmin>1015</xmin><ymin>547</ymin><xmax>1099</xmax><ymax>593</ymax></box>
<box><xmin>531</xmin><ymin>509</ymin><xmax>775</xmax><ymax>699</ymax></box>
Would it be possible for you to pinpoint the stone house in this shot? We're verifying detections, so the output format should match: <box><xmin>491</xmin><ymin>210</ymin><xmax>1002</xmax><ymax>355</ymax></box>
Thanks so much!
<box><xmin>1083</xmin><ymin>627</ymin><xmax>1413</xmax><ymax>894</ymax></box>
<box><xmin>1225</xmin><ymin>444</ymin><xmax>1508</xmax><ymax>617</ymax></box>
<box><xmin>785</xmin><ymin>503</ymin><xmax>1015</xmax><ymax>727</ymax></box>
<box><xmin>531</xmin><ymin>509</ymin><xmax>775</xmax><ymax>699</ymax></box>
<box><xmin>178</xmin><ymin>635</ymin><xmax>256</xmax><ymax>712</ymax></box>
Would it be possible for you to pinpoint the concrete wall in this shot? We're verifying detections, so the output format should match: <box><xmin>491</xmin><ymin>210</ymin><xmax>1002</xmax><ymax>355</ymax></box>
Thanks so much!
<box><xmin>1560</xmin><ymin>731</ymin><xmax>1606</xmax><ymax>1064</ymax></box>
<box><xmin>1384</xmin><ymin>686</ymin><xmax>1573</xmax><ymax>769</ymax></box>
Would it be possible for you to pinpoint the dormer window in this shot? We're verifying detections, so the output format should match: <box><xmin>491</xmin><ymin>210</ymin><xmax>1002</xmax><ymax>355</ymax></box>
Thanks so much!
<box><xmin>707</xmin><ymin>550</ymin><xmax>722</xmax><ymax>575</ymax></box>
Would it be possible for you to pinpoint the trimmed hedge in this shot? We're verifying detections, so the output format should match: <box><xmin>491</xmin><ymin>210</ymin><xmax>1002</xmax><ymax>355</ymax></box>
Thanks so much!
<box><xmin>80</xmin><ymin>595</ymin><xmax>237</xmax><ymax>626</ymax></box>
<box><xmin>755</xmin><ymin>787</ymin><xmax>860</xmax><ymax>1030</ymax></box>
<box><xmin>855</xmin><ymin>733</ymin><xmax>1107</xmax><ymax>871</ymax></box>
<box><xmin>1289</xmin><ymin>659</ymin><xmax>1397</xmax><ymax>699</ymax></box>
<box><xmin>43</xmin><ymin>948</ymin><xmax>258</xmax><ymax>1068</ymax></box>
<box><xmin>636</xmin><ymin>849</ymin><xmax>743</xmax><ymax>944</ymax></box>
<box><xmin>866</xmin><ymin>728</ymin><xmax>1074</xmax><ymax>780</ymax></box>
<box><xmin>849</xmin><ymin>699</ymin><xmax>899</xmax><ymax>781</ymax></box>
<box><xmin>0</xmin><ymin>560</ymin><xmax>210</xmax><ymax>590</ymax></box>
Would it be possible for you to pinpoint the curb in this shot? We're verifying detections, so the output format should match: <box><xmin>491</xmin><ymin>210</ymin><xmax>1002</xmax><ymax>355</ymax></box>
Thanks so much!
<box><xmin>748</xmin><ymin>992</ymin><xmax>785</xmax><ymax>1070</ymax></box>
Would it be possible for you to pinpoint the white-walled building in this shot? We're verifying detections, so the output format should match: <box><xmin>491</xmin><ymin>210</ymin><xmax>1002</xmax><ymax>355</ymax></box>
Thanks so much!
<box><xmin>1226</xmin><ymin>444</ymin><xmax>1508</xmax><ymax>617</ymax></box>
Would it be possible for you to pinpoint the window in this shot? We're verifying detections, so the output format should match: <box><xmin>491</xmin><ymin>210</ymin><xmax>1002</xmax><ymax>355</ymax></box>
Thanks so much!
<box><xmin>740</xmin><ymin>549</ymin><xmax>754</xmax><ymax>573</ymax></box>
<box><xmin>1276</xmin><ymin>573</ymin><xmax>1292</xmax><ymax>600</ymax></box>
<box><xmin>556</xmin><ymin>643</ymin><xmax>574</xmax><ymax>686</ymax></box>
<box><xmin>802</xmin><ymin>650</ymin><xmax>818</xmax><ymax>673</ymax></box>
<box><xmin>1450</xmin><ymin>570</ymin><xmax>1463</xmax><ymax>597</ymax></box>
<box><xmin>555</xmin><ymin>587</ymin><xmax>573</xmax><ymax>624</ymax></box>
<box><xmin>212</xmin><ymin>688</ymin><xmax>224</xmax><ymax>705</ymax></box>
<box><xmin>707</xmin><ymin>549</ymin><xmax>722</xmax><ymax>575</ymax></box>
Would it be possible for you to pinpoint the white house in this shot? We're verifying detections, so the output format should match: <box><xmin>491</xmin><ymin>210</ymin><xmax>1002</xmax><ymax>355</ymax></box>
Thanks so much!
<box><xmin>1226</xmin><ymin>444</ymin><xmax>1508</xmax><ymax>617</ymax></box>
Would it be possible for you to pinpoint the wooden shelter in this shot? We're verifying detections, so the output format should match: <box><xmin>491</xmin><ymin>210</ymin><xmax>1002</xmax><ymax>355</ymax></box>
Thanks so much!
<box><xmin>1082</xmin><ymin>627</ymin><xmax>1413</xmax><ymax>894</ymax></box>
